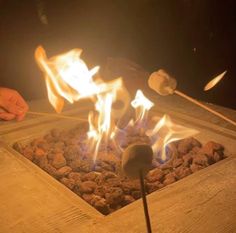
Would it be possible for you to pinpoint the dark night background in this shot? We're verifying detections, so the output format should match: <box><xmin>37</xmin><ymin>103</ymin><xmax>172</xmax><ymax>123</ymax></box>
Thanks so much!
<box><xmin>0</xmin><ymin>0</ymin><xmax>236</xmax><ymax>109</ymax></box>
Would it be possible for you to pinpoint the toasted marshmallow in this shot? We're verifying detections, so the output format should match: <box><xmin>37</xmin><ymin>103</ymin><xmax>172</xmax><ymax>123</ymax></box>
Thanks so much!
<box><xmin>148</xmin><ymin>69</ymin><xmax>177</xmax><ymax>96</ymax></box>
<box><xmin>122</xmin><ymin>143</ymin><xmax>153</xmax><ymax>179</ymax></box>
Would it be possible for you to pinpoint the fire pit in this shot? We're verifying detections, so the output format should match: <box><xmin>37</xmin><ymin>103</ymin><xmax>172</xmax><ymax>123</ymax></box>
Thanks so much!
<box><xmin>1</xmin><ymin>98</ymin><xmax>235</xmax><ymax>233</ymax></box>
<box><xmin>1</xmin><ymin>48</ymin><xmax>235</xmax><ymax>232</ymax></box>
<box><xmin>13</xmin><ymin>120</ymin><xmax>227</xmax><ymax>215</ymax></box>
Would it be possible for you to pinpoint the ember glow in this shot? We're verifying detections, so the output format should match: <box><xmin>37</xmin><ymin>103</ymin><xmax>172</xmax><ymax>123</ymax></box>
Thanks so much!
<box><xmin>204</xmin><ymin>70</ymin><xmax>227</xmax><ymax>91</ymax></box>
<box><xmin>35</xmin><ymin>46</ymin><xmax>198</xmax><ymax>163</ymax></box>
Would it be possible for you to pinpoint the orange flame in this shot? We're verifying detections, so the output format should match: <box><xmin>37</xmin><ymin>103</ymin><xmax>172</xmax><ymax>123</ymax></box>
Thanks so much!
<box><xmin>35</xmin><ymin>45</ymin><xmax>199</xmax><ymax>163</ymax></box>
<box><xmin>35</xmin><ymin>46</ymin><xmax>128</xmax><ymax>161</ymax></box>
<box><xmin>204</xmin><ymin>70</ymin><xmax>227</xmax><ymax>91</ymax></box>
<box><xmin>147</xmin><ymin>115</ymin><xmax>199</xmax><ymax>160</ymax></box>
<box><xmin>131</xmin><ymin>90</ymin><xmax>154</xmax><ymax>123</ymax></box>
<box><xmin>35</xmin><ymin>46</ymin><xmax>101</xmax><ymax>113</ymax></box>
<box><xmin>87</xmin><ymin>80</ymin><xmax>124</xmax><ymax>161</ymax></box>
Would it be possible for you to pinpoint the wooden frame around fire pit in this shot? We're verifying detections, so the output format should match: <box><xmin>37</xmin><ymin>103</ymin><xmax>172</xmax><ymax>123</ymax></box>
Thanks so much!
<box><xmin>1</xmin><ymin>106</ymin><xmax>236</xmax><ymax>233</ymax></box>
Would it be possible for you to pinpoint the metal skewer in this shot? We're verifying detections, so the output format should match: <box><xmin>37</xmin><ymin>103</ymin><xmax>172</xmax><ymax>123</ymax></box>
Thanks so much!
<box><xmin>122</xmin><ymin>144</ymin><xmax>153</xmax><ymax>233</ymax></box>
<box><xmin>148</xmin><ymin>70</ymin><xmax>236</xmax><ymax>127</ymax></box>
<box><xmin>139</xmin><ymin>169</ymin><xmax>152</xmax><ymax>233</ymax></box>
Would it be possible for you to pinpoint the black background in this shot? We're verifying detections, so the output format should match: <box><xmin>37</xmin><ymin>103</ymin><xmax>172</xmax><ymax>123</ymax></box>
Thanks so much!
<box><xmin>0</xmin><ymin>0</ymin><xmax>235</xmax><ymax>108</ymax></box>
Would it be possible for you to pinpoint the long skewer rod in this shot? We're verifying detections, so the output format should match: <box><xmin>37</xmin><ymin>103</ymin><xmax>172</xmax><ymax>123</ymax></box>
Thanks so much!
<box><xmin>174</xmin><ymin>90</ymin><xmax>236</xmax><ymax>127</ymax></box>
<box><xmin>139</xmin><ymin>170</ymin><xmax>152</xmax><ymax>233</ymax></box>
<box><xmin>27</xmin><ymin>111</ymin><xmax>87</xmax><ymax>122</ymax></box>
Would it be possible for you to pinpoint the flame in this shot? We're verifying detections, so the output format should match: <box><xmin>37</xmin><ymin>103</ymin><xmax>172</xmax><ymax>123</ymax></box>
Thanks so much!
<box><xmin>35</xmin><ymin>45</ymin><xmax>200</xmax><ymax>163</ymax></box>
<box><xmin>204</xmin><ymin>70</ymin><xmax>227</xmax><ymax>91</ymax></box>
<box><xmin>35</xmin><ymin>45</ymin><xmax>128</xmax><ymax>161</ymax></box>
<box><xmin>35</xmin><ymin>46</ymin><xmax>125</xmax><ymax>113</ymax></box>
<box><xmin>147</xmin><ymin>115</ymin><xmax>198</xmax><ymax>161</ymax></box>
<box><xmin>131</xmin><ymin>90</ymin><xmax>154</xmax><ymax>128</ymax></box>
<box><xmin>87</xmin><ymin>81</ymin><xmax>123</xmax><ymax>161</ymax></box>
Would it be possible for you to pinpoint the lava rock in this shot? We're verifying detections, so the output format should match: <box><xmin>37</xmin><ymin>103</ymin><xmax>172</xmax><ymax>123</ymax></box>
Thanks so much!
<box><xmin>60</xmin><ymin>177</ymin><xmax>75</xmax><ymax>190</ymax></box>
<box><xmin>64</xmin><ymin>145</ymin><xmax>80</xmax><ymax>161</ymax></box>
<box><xmin>82</xmin><ymin>171</ymin><xmax>101</xmax><ymax>182</ymax></box>
<box><xmin>68</xmin><ymin>172</ymin><xmax>81</xmax><ymax>181</ymax></box>
<box><xmin>190</xmin><ymin>163</ymin><xmax>204</xmax><ymax>173</ymax></box>
<box><xmin>146</xmin><ymin>168</ymin><xmax>164</xmax><ymax>182</ymax></box>
<box><xmin>163</xmin><ymin>172</ymin><xmax>176</xmax><ymax>185</ymax></box>
<box><xmin>131</xmin><ymin>190</ymin><xmax>141</xmax><ymax>200</ymax></box>
<box><xmin>57</xmin><ymin>166</ymin><xmax>72</xmax><ymax>177</ymax></box>
<box><xmin>43</xmin><ymin>163</ymin><xmax>59</xmax><ymax>178</ymax></box>
<box><xmin>122</xmin><ymin>195</ymin><xmax>135</xmax><ymax>205</ymax></box>
<box><xmin>90</xmin><ymin>195</ymin><xmax>110</xmax><ymax>215</ymax></box>
<box><xmin>104</xmin><ymin>177</ymin><xmax>122</xmax><ymax>187</ymax></box>
<box><xmin>192</xmin><ymin>153</ymin><xmax>209</xmax><ymax>167</ymax></box>
<box><xmin>79</xmin><ymin>181</ymin><xmax>97</xmax><ymax>193</ymax></box>
<box><xmin>182</xmin><ymin>153</ymin><xmax>193</xmax><ymax>166</ymax></box>
<box><xmin>22</xmin><ymin>146</ymin><xmax>34</xmax><ymax>161</ymax></box>
<box><xmin>13</xmin><ymin>142</ymin><xmax>24</xmax><ymax>154</ymax></box>
<box><xmin>51</xmin><ymin>153</ymin><xmax>66</xmax><ymax>169</ymax></box>
<box><xmin>172</xmin><ymin>158</ymin><xmax>184</xmax><ymax>168</ymax></box>
<box><xmin>174</xmin><ymin>166</ymin><xmax>192</xmax><ymax>179</ymax></box>
<box><xmin>177</xmin><ymin>138</ymin><xmax>194</xmax><ymax>154</ymax></box>
<box><xmin>34</xmin><ymin>148</ymin><xmax>46</xmax><ymax>161</ymax></box>
<box><xmin>201</xmin><ymin>141</ymin><xmax>224</xmax><ymax>156</ymax></box>
<box><xmin>105</xmin><ymin>187</ymin><xmax>124</xmax><ymax>207</ymax></box>
<box><xmin>146</xmin><ymin>181</ymin><xmax>161</xmax><ymax>193</ymax></box>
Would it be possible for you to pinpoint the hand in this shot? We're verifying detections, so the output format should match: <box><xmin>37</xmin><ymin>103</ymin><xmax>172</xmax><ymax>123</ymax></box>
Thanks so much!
<box><xmin>0</xmin><ymin>87</ymin><xmax>29</xmax><ymax>121</ymax></box>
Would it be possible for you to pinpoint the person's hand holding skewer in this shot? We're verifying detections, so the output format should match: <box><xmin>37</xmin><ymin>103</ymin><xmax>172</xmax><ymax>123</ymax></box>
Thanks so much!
<box><xmin>0</xmin><ymin>87</ymin><xmax>29</xmax><ymax>121</ymax></box>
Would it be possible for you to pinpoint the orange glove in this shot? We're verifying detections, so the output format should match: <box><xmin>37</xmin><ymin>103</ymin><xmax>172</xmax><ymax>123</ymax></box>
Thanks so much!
<box><xmin>0</xmin><ymin>87</ymin><xmax>29</xmax><ymax>121</ymax></box>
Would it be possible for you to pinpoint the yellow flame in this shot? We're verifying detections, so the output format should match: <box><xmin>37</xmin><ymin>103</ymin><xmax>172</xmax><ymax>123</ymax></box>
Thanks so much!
<box><xmin>87</xmin><ymin>90</ymin><xmax>122</xmax><ymax>161</ymax></box>
<box><xmin>131</xmin><ymin>89</ymin><xmax>154</xmax><ymax>125</ymax></box>
<box><xmin>147</xmin><ymin>115</ymin><xmax>198</xmax><ymax>160</ymax></box>
<box><xmin>204</xmin><ymin>70</ymin><xmax>227</xmax><ymax>91</ymax></box>
<box><xmin>35</xmin><ymin>46</ymin><xmax>199</xmax><ymax>163</ymax></box>
<box><xmin>35</xmin><ymin>46</ymin><xmax>102</xmax><ymax>112</ymax></box>
<box><xmin>35</xmin><ymin>45</ymin><xmax>128</xmax><ymax>161</ymax></box>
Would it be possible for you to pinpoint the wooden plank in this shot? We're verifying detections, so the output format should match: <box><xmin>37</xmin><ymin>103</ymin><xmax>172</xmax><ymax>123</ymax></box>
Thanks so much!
<box><xmin>0</xmin><ymin>98</ymin><xmax>235</xmax><ymax>233</ymax></box>
<box><xmin>0</xmin><ymin>99</ymin><xmax>92</xmax><ymax>136</ymax></box>
<box><xmin>0</xmin><ymin>144</ymin><xmax>102</xmax><ymax>233</ymax></box>
<box><xmin>78</xmin><ymin>158</ymin><xmax>236</xmax><ymax>233</ymax></box>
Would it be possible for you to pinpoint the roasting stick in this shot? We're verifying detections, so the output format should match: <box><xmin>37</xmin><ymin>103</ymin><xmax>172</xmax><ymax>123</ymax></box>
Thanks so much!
<box><xmin>122</xmin><ymin>144</ymin><xmax>153</xmax><ymax>233</ymax></box>
<box><xmin>139</xmin><ymin>169</ymin><xmax>152</xmax><ymax>233</ymax></box>
<box><xmin>148</xmin><ymin>69</ymin><xmax>236</xmax><ymax>127</ymax></box>
<box><xmin>173</xmin><ymin>90</ymin><xmax>236</xmax><ymax>127</ymax></box>
<box><xmin>27</xmin><ymin>111</ymin><xmax>87</xmax><ymax>122</ymax></box>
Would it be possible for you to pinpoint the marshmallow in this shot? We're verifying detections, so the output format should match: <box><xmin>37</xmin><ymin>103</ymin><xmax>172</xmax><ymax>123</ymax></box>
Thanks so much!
<box><xmin>122</xmin><ymin>143</ymin><xmax>153</xmax><ymax>179</ymax></box>
<box><xmin>148</xmin><ymin>69</ymin><xmax>177</xmax><ymax>96</ymax></box>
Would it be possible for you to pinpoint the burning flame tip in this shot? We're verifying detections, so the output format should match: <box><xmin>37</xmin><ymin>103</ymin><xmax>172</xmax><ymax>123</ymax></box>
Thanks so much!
<box><xmin>35</xmin><ymin>45</ymin><xmax>200</xmax><ymax>164</ymax></box>
<box><xmin>148</xmin><ymin>114</ymin><xmax>199</xmax><ymax>161</ymax></box>
<box><xmin>204</xmin><ymin>70</ymin><xmax>227</xmax><ymax>91</ymax></box>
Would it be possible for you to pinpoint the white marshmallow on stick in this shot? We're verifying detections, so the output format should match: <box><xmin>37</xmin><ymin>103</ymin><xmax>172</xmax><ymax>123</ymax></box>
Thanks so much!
<box><xmin>148</xmin><ymin>69</ymin><xmax>177</xmax><ymax>96</ymax></box>
<box><xmin>122</xmin><ymin>143</ymin><xmax>153</xmax><ymax>179</ymax></box>
<box><xmin>148</xmin><ymin>69</ymin><xmax>236</xmax><ymax>127</ymax></box>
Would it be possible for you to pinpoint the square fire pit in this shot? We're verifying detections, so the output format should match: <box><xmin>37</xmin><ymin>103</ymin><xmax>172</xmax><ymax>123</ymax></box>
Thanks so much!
<box><xmin>1</xmin><ymin>100</ymin><xmax>235</xmax><ymax>233</ymax></box>
<box><xmin>11</xmin><ymin>115</ymin><xmax>230</xmax><ymax>216</ymax></box>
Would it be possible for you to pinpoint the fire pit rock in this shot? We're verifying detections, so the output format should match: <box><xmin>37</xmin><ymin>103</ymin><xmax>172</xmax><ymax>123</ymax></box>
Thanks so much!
<box><xmin>13</xmin><ymin>125</ymin><xmax>227</xmax><ymax>215</ymax></box>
